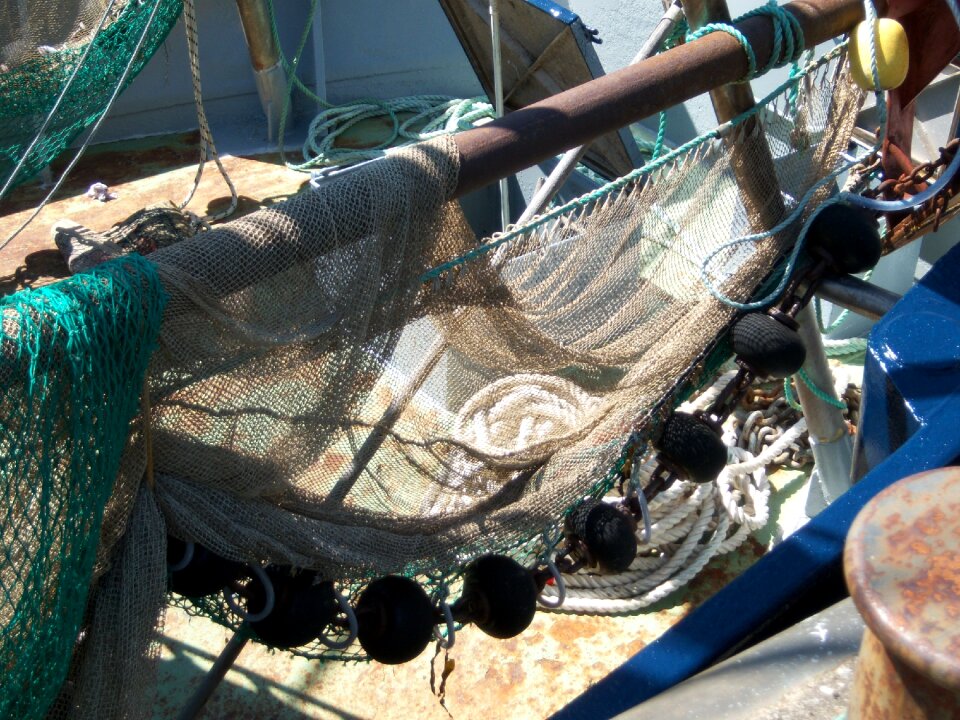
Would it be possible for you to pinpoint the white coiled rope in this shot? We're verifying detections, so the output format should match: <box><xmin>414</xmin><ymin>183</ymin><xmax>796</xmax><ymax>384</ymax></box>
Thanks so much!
<box><xmin>539</xmin><ymin>373</ymin><xmax>805</xmax><ymax>614</ymax></box>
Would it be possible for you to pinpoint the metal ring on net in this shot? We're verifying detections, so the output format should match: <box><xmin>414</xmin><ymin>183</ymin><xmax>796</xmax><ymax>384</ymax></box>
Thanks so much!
<box><xmin>433</xmin><ymin>601</ymin><xmax>456</xmax><ymax>650</ymax></box>
<box><xmin>167</xmin><ymin>540</ymin><xmax>194</xmax><ymax>573</ymax></box>
<box><xmin>317</xmin><ymin>589</ymin><xmax>359</xmax><ymax>651</ymax></box>
<box><xmin>536</xmin><ymin>556</ymin><xmax>566</xmax><ymax>609</ymax></box>
<box><xmin>224</xmin><ymin>565</ymin><xmax>275</xmax><ymax>623</ymax></box>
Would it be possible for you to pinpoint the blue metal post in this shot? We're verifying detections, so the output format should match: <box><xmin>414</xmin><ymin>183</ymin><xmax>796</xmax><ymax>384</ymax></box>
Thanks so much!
<box><xmin>553</xmin><ymin>241</ymin><xmax>960</xmax><ymax>720</ymax></box>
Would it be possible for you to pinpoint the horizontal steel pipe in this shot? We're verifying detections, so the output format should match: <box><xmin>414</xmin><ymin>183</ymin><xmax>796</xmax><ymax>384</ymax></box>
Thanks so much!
<box><xmin>452</xmin><ymin>0</ymin><xmax>879</xmax><ymax>198</ymax></box>
<box><xmin>817</xmin><ymin>274</ymin><xmax>901</xmax><ymax>320</ymax></box>
<box><xmin>135</xmin><ymin>0</ymin><xmax>871</xmax><ymax>304</ymax></box>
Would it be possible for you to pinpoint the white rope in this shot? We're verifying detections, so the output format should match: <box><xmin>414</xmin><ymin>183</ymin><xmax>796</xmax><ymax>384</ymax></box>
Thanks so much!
<box><xmin>179</xmin><ymin>0</ymin><xmax>238</xmax><ymax>224</ymax></box>
<box><xmin>540</xmin><ymin>373</ymin><xmax>783</xmax><ymax>615</ymax></box>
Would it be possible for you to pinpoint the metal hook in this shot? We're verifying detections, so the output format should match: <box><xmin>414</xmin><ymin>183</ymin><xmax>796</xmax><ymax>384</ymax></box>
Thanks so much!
<box><xmin>536</xmin><ymin>556</ymin><xmax>566</xmax><ymax>609</ymax></box>
<box><xmin>224</xmin><ymin>565</ymin><xmax>275</xmax><ymax>623</ymax></box>
<box><xmin>630</xmin><ymin>452</ymin><xmax>653</xmax><ymax>544</ymax></box>
<box><xmin>168</xmin><ymin>540</ymin><xmax>194</xmax><ymax>573</ymax></box>
<box><xmin>433</xmin><ymin>600</ymin><xmax>456</xmax><ymax>650</ymax></box>
<box><xmin>317</xmin><ymin>588</ymin><xmax>358</xmax><ymax>651</ymax></box>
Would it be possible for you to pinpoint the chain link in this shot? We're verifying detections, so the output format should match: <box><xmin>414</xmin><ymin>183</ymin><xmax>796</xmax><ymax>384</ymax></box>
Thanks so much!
<box><xmin>866</xmin><ymin>138</ymin><xmax>960</xmax><ymax>202</ymax></box>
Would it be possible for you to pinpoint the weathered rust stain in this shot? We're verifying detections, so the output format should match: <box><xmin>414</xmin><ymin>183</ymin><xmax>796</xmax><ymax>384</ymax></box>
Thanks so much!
<box><xmin>846</xmin><ymin>467</ymin><xmax>960</xmax><ymax>719</ymax></box>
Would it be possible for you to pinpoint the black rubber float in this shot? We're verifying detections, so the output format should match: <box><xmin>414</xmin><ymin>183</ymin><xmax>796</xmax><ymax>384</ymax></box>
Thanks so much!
<box><xmin>731</xmin><ymin>312</ymin><xmax>806</xmax><ymax>379</ymax></box>
<box><xmin>454</xmin><ymin>554</ymin><xmax>538</xmax><ymax>639</ymax></box>
<box><xmin>566</xmin><ymin>498</ymin><xmax>638</xmax><ymax>573</ymax></box>
<box><xmin>167</xmin><ymin>537</ymin><xmax>246</xmax><ymax>598</ymax></box>
<box><xmin>355</xmin><ymin>575</ymin><xmax>435</xmax><ymax>665</ymax></box>
<box><xmin>247</xmin><ymin>567</ymin><xmax>339</xmax><ymax>649</ymax></box>
<box><xmin>656</xmin><ymin>412</ymin><xmax>728</xmax><ymax>484</ymax></box>
<box><xmin>806</xmin><ymin>203</ymin><xmax>882</xmax><ymax>274</ymax></box>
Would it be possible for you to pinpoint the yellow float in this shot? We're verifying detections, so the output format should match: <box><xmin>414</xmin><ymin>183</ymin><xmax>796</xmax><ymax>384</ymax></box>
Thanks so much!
<box><xmin>849</xmin><ymin>18</ymin><xmax>910</xmax><ymax>91</ymax></box>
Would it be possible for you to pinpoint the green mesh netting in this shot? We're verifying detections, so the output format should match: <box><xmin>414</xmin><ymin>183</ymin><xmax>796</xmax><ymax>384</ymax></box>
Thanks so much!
<box><xmin>0</xmin><ymin>255</ymin><xmax>166</xmax><ymax>720</ymax></box>
<box><xmin>0</xmin><ymin>0</ymin><xmax>183</xmax><ymax>193</ymax></box>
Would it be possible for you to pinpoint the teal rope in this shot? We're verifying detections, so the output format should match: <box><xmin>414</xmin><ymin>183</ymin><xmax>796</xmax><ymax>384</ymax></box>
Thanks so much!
<box><xmin>799</xmin><ymin>367</ymin><xmax>847</xmax><ymax>409</ymax></box>
<box><xmin>784</xmin><ymin>368</ymin><xmax>847</xmax><ymax>412</ymax></box>
<box><xmin>267</xmin><ymin>0</ymin><xmax>494</xmax><ymax>169</ymax></box>
<box><xmin>783</xmin><ymin>377</ymin><xmax>803</xmax><ymax>410</ymax></box>
<box><xmin>814</xmin><ymin>268</ymin><xmax>873</xmax><ymax>336</ymax></box>
<box><xmin>823</xmin><ymin>337</ymin><xmax>868</xmax><ymax>357</ymax></box>
<box><xmin>652</xmin><ymin>112</ymin><xmax>668</xmax><ymax>160</ymax></box>
<box><xmin>685</xmin><ymin>1</ymin><xmax>805</xmax><ymax>81</ymax></box>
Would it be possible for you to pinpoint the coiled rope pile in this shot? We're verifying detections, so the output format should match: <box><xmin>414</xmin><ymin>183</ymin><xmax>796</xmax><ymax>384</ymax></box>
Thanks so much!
<box><xmin>542</xmin><ymin>367</ymin><xmax>860</xmax><ymax>614</ymax></box>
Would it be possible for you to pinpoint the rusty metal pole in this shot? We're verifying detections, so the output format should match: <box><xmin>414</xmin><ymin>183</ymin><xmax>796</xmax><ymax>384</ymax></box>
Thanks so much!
<box><xmin>453</xmin><ymin>0</ymin><xmax>880</xmax><ymax>197</ymax></box>
<box><xmin>682</xmin><ymin>0</ymin><xmax>786</xmax><ymax>229</ymax></box>
<box><xmin>235</xmin><ymin>0</ymin><xmax>289</xmax><ymax>143</ymax></box>
<box><xmin>844</xmin><ymin>467</ymin><xmax>960</xmax><ymax>719</ymax></box>
<box><xmin>148</xmin><ymin>0</ymin><xmax>875</xmax><ymax>296</ymax></box>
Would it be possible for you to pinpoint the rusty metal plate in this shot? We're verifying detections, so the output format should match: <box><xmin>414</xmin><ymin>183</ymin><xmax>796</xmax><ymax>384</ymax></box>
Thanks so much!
<box><xmin>844</xmin><ymin>466</ymin><xmax>960</xmax><ymax>693</ymax></box>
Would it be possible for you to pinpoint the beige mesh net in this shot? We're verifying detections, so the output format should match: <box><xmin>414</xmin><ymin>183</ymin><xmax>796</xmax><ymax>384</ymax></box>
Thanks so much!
<box><xmin>39</xmin><ymin>46</ymin><xmax>860</xmax><ymax>718</ymax></box>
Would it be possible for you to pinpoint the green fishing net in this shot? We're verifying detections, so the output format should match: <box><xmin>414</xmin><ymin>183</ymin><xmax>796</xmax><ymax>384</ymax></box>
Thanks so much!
<box><xmin>0</xmin><ymin>255</ymin><xmax>166</xmax><ymax>719</ymax></box>
<box><xmin>0</xmin><ymin>0</ymin><xmax>183</xmax><ymax>194</ymax></box>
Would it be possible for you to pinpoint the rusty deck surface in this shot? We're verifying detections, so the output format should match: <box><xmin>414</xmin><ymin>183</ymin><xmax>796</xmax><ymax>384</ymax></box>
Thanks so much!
<box><xmin>0</xmin><ymin>132</ymin><xmax>310</xmax><ymax>296</ymax></box>
<box><xmin>1</xmin><ymin>136</ymin><xmax>816</xmax><ymax>719</ymax></box>
<box><xmin>154</xmin><ymin>535</ymin><xmax>772</xmax><ymax>720</ymax></box>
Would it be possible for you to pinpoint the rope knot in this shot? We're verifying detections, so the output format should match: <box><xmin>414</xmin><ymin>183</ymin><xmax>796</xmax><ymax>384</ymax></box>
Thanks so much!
<box><xmin>686</xmin><ymin>1</ymin><xmax>805</xmax><ymax>82</ymax></box>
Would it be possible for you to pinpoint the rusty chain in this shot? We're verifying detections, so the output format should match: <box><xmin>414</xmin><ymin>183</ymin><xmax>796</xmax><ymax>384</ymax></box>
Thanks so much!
<box><xmin>865</xmin><ymin>138</ymin><xmax>960</xmax><ymax>202</ymax></box>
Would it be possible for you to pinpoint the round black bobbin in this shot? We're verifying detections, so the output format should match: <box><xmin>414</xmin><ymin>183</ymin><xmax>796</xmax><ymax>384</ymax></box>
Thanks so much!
<box><xmin>655</xmin><ymin>412</ymin><xmax>728</xmax><ymax>484</ymax></box>
<box><xmin>731</xmin><ymin>312</ymin><xmax>806</xmax><ymax>379</ymax></box>
<box><xmin>806</xmin><ymin>203</ymin><xmax>882</xmax><ymax>275</ymax></box>
<box><xmin>453</xmin><ymin>554</ymin><xmax>538</xmax><ymax>639</ymax></box>
<box><xmin>355</xmin><ymin>575</ymin><xmax>435</xmax><ymax>665</ymax></box>
<box><xmin>247</xmin><ymin>566</ymin><xmax>339</xmax><ymax>649</ymax></box>
<box><xmin>565</xmin><ymin>498</ymin><xmax>637</xmax><ymax>573</ymax></box>
<box><xmin>167</xmin><ymin>537</ymin><xmax>246</xmax><ymax>599</ymax></box>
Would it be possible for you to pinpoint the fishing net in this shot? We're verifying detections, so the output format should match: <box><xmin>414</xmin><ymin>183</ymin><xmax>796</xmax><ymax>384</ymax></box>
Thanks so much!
<box><xmin>0</xmin><ymin>0</ymin><xmax>183</xmax><ymax>193</ymax></box>
<box><xmin>0</xmin><ymin>256</ymin><xmax>166</xmax><ymax>719</ymax></box>
<box><xmin>0</xmin><ymin>42</ymin><xmax>862</xmax><ymax>718</ymax></box>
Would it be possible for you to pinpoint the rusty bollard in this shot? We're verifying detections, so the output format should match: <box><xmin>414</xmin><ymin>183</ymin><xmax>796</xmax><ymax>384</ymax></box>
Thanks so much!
<box><xmin>844</xmin><ymin>467</ymin><xmax>960</xmax><ymax>719</ymax></box>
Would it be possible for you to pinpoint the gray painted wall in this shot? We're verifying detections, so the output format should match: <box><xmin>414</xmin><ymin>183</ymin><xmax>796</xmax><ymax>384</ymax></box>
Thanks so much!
<box><xmin>97</xmin><ymin>1</ymin><xmax>483</xmax><ymax>148</ymax></box>
<box><xmin>93</xmin><ymin>1</ymin><xmax>840</xmax><ymax>169</ymax></box>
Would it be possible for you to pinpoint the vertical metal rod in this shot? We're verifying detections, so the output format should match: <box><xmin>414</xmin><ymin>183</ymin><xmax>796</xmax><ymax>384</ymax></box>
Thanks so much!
<box><xmin>176</xmin><ymin>627</ymin><xmax>250</xmax><ymax>720</ymax></box>
<box><xmin>795</xmin><ymin>303</ymin><xmax>854</xmax><ymax>515</ymax></box>
<box><xmin>235</xmin><ymin>0</ymin><xmax>289</xmax><ymax>142</ymax></box>
<box><xmin>490</xmin><ymin>0</ymin><xmax>510</xmax><ymax>229</ymax></box>
<box><xmin>517</xmin><ymin>0</ymin><xmax>685</xmax><ymax>225</ymax></box>
<box><xmin>683</xmin><ymin>0</ymin><xmax>786</xmax><ymax>229</ymax></box>
<box><xmin>321</xmin><ymin>334</ymin><xmax>447</xmax><ymax>507</ymax></box>
<box><xmin>311</xmin><ymin>0</ymin><xmax>326</xmax><ymax>109</ymax></box>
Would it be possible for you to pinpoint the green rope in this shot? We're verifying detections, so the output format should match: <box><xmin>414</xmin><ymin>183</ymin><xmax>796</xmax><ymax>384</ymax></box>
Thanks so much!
<box><xmin>652</xmin><ymin>111</ymin><xmax>669</xmax><ymax>160</ymax></box>
<box><xmin>647</xmin><ymin>14</ymin><xmax>689</xmax><ymax>160</ymax></box>
<box><xmin>815</xmin><ymin>268</ymin><xmax>874</xmax><ymax>334</ymax></box>
<box><xmin>685</xmin><ymin>0</ymin><xmax>804</xmax><ymax>81</ymax></box>
<box><xmin>823</xmin><ymin>336</ymin><xmax>868</xmax><ymax>357</ymax></box>
<box><xmin>267</xmin><ymin>0</ymin><xmax>494</xmax><ymax>169</ymax></box>
<box><xmin>785</xmin><ymin>367</ymin><xmax>847</xmax><ymax>412</ymax></box>
<box><xmin>799</xmin><ymin>367</ymin><xmax>847</xmax><ymax>409</ymax></box>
